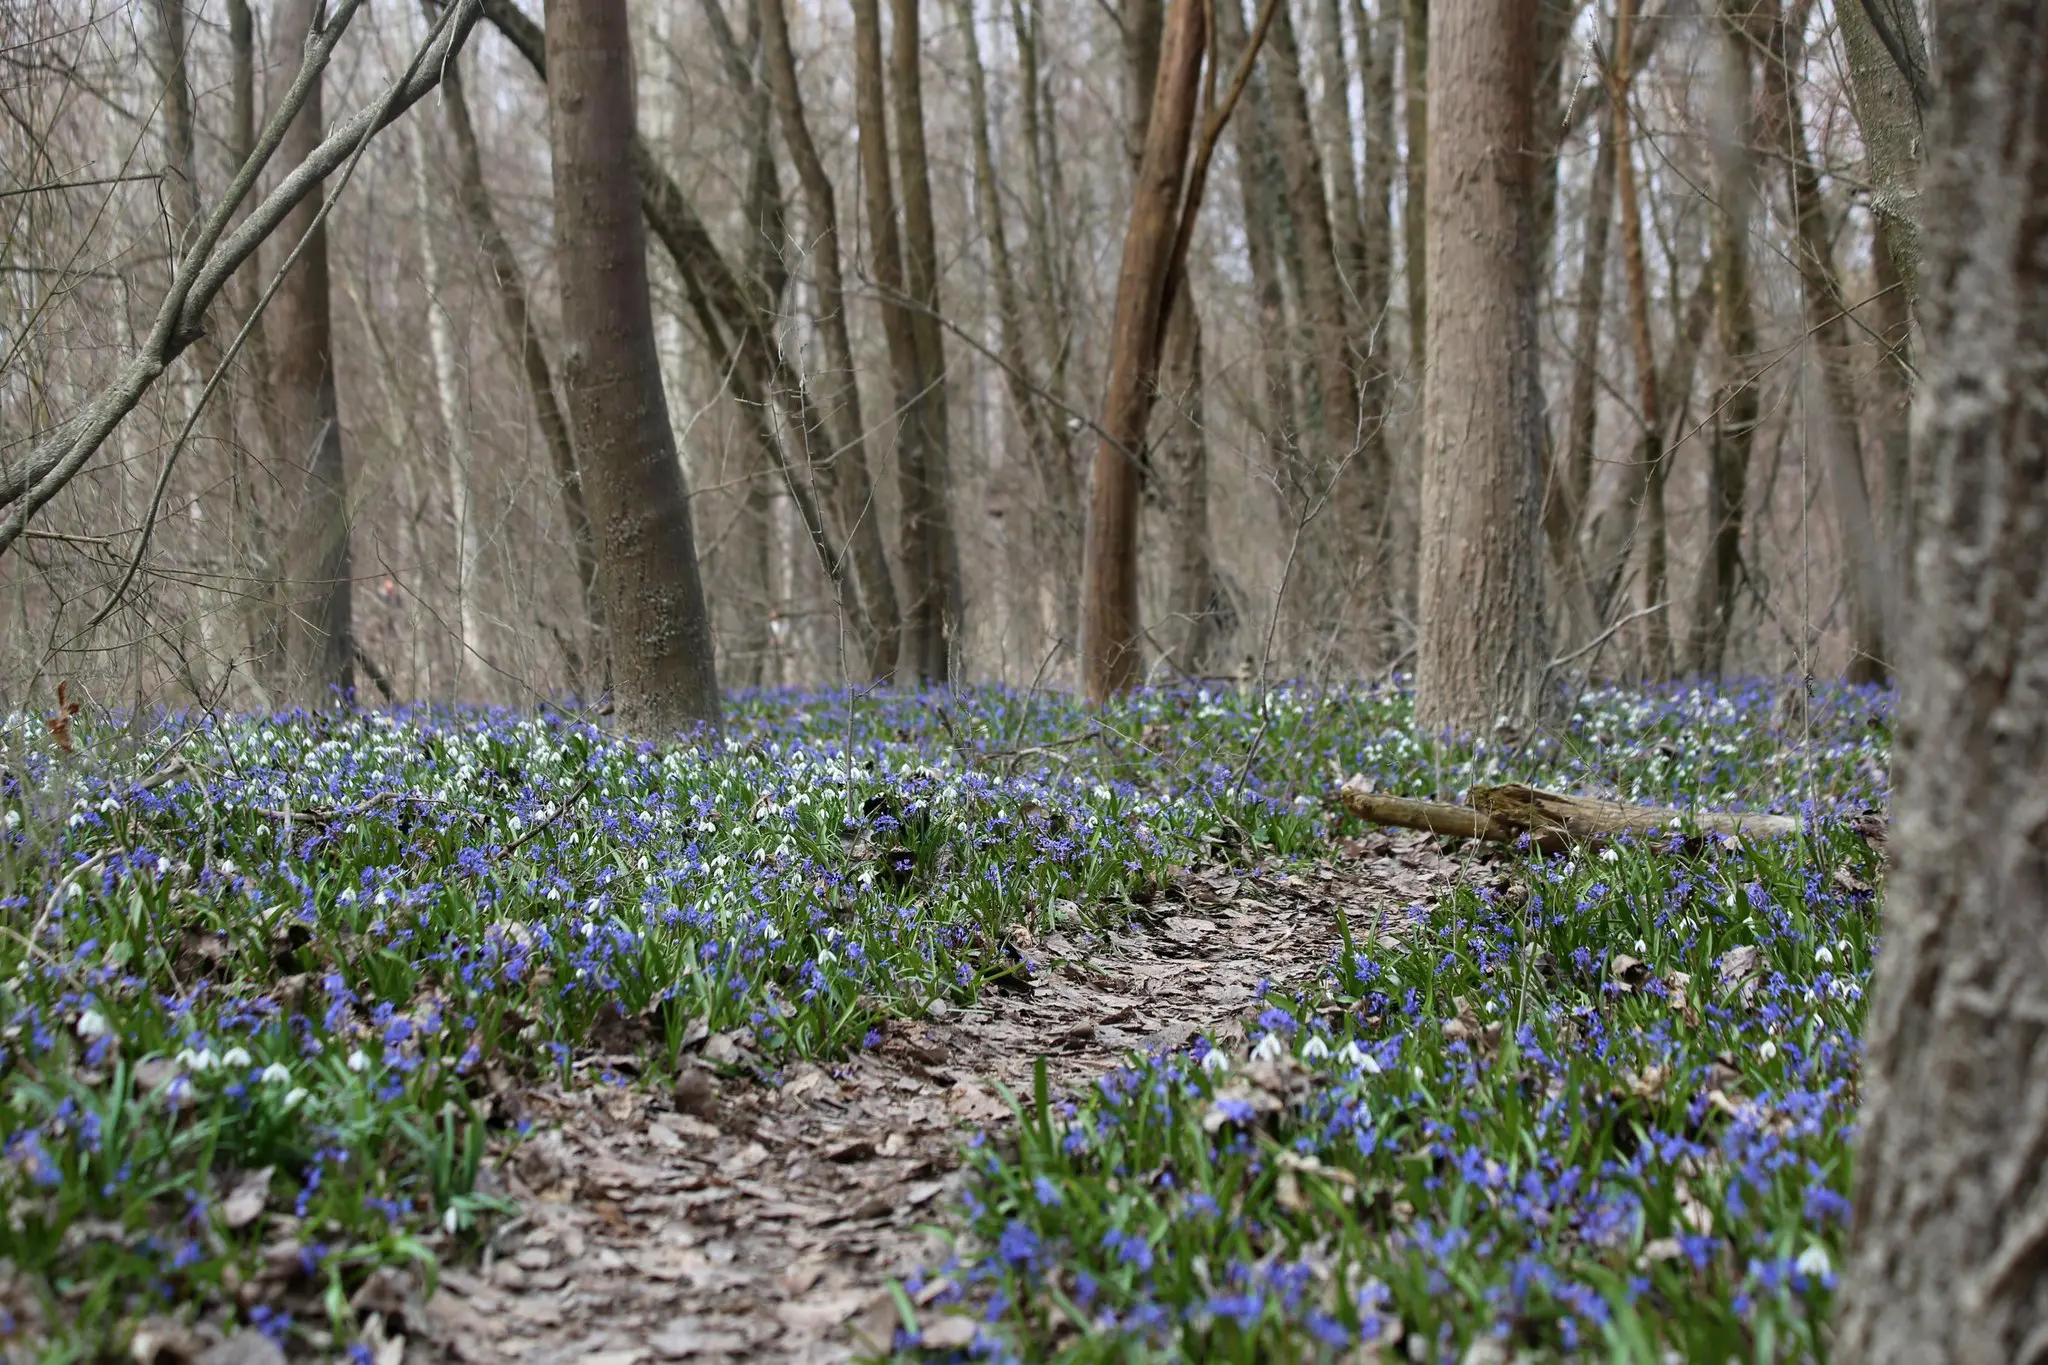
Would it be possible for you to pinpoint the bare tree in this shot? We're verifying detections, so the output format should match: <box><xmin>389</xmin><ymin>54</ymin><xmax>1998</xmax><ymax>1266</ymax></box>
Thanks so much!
<box><xmin>1413</xmin><ymin>0</ymin><xmax>1546</xmax><ymax>732</ymax></box>
<box><xmin>545</xmin><ymin>0</ymin><xmax>721</xmax><ymax>735</ymax></box>
<box><xmin>1838</xmin><ymin>4</ymin><xmax>2048</xmax><ymax>1355</ymax></box>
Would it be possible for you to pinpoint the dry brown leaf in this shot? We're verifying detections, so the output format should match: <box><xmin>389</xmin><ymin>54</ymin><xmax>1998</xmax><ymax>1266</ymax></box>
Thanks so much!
<box><xmin>920</xmin><ymin>1315</ymin><xmax>979</xmax><ymax>1350</ymax></box>
<box><xmin>219</xmin><ymin>1166</ymin><xmax>273</xmax><ymax>1230</ymax></box>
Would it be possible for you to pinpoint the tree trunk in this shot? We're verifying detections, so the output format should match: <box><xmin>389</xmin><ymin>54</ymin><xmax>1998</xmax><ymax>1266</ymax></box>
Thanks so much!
<box><xmin>1413</xmin><ymin>0</ymin><xmax>1547</xmax><ymax>733</ymax></box>
<box><xmin>1265</xmin><ymin>0</ymin><xmax>1380</xmax><ymax>651</ymax></box>
<box><xmin>408</xmin><ymin>99</ymin><xmax>483</xmax><ymax>695</ymax></box>
<box><xmin>545</xmin><ymin>0</ymin><xmax>721</xmax><ymax>736</ymax></box>
<box><xmin>1685</xmin><ymin>3</ymin><xmax>1758</xmax><ymax>678</ymax></box>
<box><xmin>267</xmin><ymin>0</ymin><xmax>353</xmax><ymax>704</ymax></box>
<box><xmin>1158</xmin><ymin>296</ymin><xmax>1221</xmax><ymax>675</ymax></box>
<box><xmin>439</xmin><ymin>48</ymin><xmax>603</xmax><ymax>662</ymax></box>
<box><xmin>1547</xmin><ymin>114</ymin><xmax>1615</xmax><ymax>644</ymax></box>
<box><xmin>758</xmin><ymin>0</ymin><xmax>901</xmax><ymax>680</ymax></box>
<box><xmin>1400</xmin><ymin>0</ymin><xmax>1427</xmax><ymax>376</ymax></box>
<box><xmin>1761</xmin><ymin>3</ymin><xmax>1892</xmax><ymax>683</ymax></box>
<box><xmin>1838</xmin><ymin>6</ymin><xmax>2048</xmax><ymax>1356</ymax></box>
<box><xmin>889</xmin><ymin>0</ymin><xmax>962</xmax><ymax>683</ymax></box>
<box><xmin>1837</xmin><ymin>0</ymin><xmax>1925</xmax><ymax>305</ymax></box>
<box><xmin>1217</xmin><ymin>0</ymin><xmax>1301</xmax><ymax>498</ymax></box>
<box><xmin>1080</xmin><ymin>0</ymin><xmax>1207</xmax><ymax>700</ymax></box>
<box><xmin>1586</xmin><ymin>0</ymin><xmax>1662</xmax><ymax>639</ymax></box>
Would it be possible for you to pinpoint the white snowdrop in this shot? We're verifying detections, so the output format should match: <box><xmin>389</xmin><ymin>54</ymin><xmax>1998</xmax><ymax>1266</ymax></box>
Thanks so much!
<box><xmin>1795</xmin><ymin>1245</ymin><xmax>1832</xmax><ymax>1279</ymax></box>
<box><xmin>3</xmin><ymin>809</ymin><xmax>18</xmax><ymax>829</ymax></box>
<box><xmin>220</xmin><ymin>1046</ymin><xmax>253</xmax><ymax>1068</ymax></box>
<box><xmin>346</xmin><ymin>1049</ymin><xmax>371</xmax><ymax>1073</ymax></box>
<box><xmin>176</xmin><ymin>1047</ymin><xmax>217</xmax><ymax>1073</ymax></box>
<box><xmin>1634</xmin><ymin>939</ymin><xmax>1648</xmax><ymax>955</ymax></box>
<box><xmin>1300</xmin><ymin>1036</ymin><xmax>1330</xmax><ymax>1061</ymax></box>
<box><xmin>1758</xmin><ymin>1040</ymin><xmax>1778</xmax><ymax>1061</ymax></box>
<box><xmin>1815</xmin><ymin>945</ymin><xmax>1835</xmax><ymax>967</ymax></box>
<box><xmin>260</xmin><ymin>1063</ymin><xmax>293</xmax><ymax>1086</ymax></box>
<box><xmin>443</xmin><ymin>1207</ymin><xmax>461</xmax><ymax>1235</ymax></box>
<box><xmin>1199</xmin><ymin>1047</ymin><xmax>1233</xmax><ymax>1076</ymax></box>
<box><xmin>282</xmin><ymin>1087</ymin><xmax>309</xmax><ymax>1112</ymax></box>
<box><xmin>1251</xmin><ymin>1032</ymin><xmax>1287</xmax><ymax>1063</ymax></box>
<box><xmin>1600</xmin><ymin>847</ymin><xmax>1619</xmax><ymax>864</ymax></box>
<box><xmin>75</xmin><ymin>1009</ymin><xmax>110</xmax><ymax>1041</ymax></box>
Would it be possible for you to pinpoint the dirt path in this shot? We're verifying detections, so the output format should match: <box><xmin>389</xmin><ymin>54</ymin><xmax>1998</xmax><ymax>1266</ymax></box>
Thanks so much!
<box><xmin>386</xmin><ymin>834</ymin><xmax>1468</xmax><ymax>1364</ymax></box>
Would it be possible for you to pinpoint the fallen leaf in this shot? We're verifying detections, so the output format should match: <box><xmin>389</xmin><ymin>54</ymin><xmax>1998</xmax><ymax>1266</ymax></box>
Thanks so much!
<box><xmin>646</xmin><ymin>1317</ymin><xmax>750</xmax><ymax>1359</ymax></box>
<box><xmin>919</xmin><ymin>1316</ymin><xmax>978</xmax><ymax>1350</ymax></box>
<box><xmin>219</xmin><ymin>1166</ymin><xmax>273</xmax><ymax>1230</ymax></box>
<box><xmin>194</xmin><ymin>1331</ymin><xmax>285</xmax><ymax>1365</ymax></box>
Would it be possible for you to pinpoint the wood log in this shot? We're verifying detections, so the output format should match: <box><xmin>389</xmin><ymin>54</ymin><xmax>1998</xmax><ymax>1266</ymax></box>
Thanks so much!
<box><xmin>1337</xmin><ymin>776</ymin><xmax>1808</xmax><ymax>851</ymax></box>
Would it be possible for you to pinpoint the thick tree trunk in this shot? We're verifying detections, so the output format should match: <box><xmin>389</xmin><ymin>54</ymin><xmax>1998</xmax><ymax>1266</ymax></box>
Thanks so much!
<box><xmin>544</xmin><ymin>0</ymin><xmax>721</xmax><ymax>736</ymax></box>
<box><xmin>1157</xmin><ymin>297</ymin><xmax>1221</xmax><ymax>675</ymax></box>
<box><xmin>439</xmin><ymin>50</ymin><xmax>602</xmax><ymax>659</ymax></box>
<box><xmin>889</xmin><ymin>0</ymin><xmax>962</xmax><ymax>683</ymax></box>
<box><xmin>1838</xmin><ymin>5</ymin><xmax>2048</xmax><ymax>1356</ymax></box>
<box><xmin>1080</xmin><ymin>0</ymin><xmax>1207</xmax><ymax>700</ymax></box>
<box><xmin>758</xmin><ymin>0</ymin><xmax>901</xmax><ymax>680</ymax></box>
<box><xmin>267</xmin><ymin>0</ymin><xmax>353</xmax><ymax>704</ymax></box>
<box><xmin>1686</xmin><ymin>5</ymin><xmax>1758</xmax><ymax>678</ymax></box>
<box><xmin>1413</xmin><ymin>0</ymin><xmax>1547</xmax><ymax>733</ymax></box>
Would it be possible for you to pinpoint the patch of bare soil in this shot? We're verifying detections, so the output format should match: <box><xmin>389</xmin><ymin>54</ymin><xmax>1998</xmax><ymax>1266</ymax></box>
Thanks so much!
<box><xmin>384</xmin><ymin>833</ymin><xmax>1476</xmax><ymax>1364</ymax></box>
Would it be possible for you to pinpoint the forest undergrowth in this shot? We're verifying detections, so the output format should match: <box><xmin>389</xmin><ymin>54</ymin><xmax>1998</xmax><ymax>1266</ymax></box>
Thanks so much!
<box><xmin>0</xmin><ymin>679</ymin><xmax>1889</xmax><ymax>1361</ymax></box>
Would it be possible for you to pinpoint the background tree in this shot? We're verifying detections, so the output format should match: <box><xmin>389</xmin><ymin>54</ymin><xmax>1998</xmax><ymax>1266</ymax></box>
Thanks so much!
<box><xmin>544</xmin><ymin>0</ymin><xmax>721</xmax><ymax>735</ymax></box>
<box><xmin>1838</xmin><ymin>5</ymin><xmax>2048</xmax><ymax>1356</ymax></box>
<box><xmin>1412</xmin><ymin>0</ymin><xmax>1547</xmax><ymax>734</ymax></box>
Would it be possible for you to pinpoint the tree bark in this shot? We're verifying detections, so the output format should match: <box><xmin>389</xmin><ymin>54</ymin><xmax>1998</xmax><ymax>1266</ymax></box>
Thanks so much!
<box><xmin>1838</xmin><ymin>5</ymin><xmax>2048</xmax><ymax>1356</ymax></box>
<box><xmin>267</xmin><ymin>0</ymin><xmax>354</xmax><ymax>704</ymax></box>
<box><xmin>439</xmin><ymin>48</ymin><xmax>602</xmax><ymax>655</ymax></box>
<box><xmin>1547</xmin><ymin>115</ymin><xmax>1615</xmax><ymax>644</ymax></box>
<box><xmin>758</xmin><ymin>0</ymin><xmax>901</xmax><ymax>680</ymax></box>
<box><xmin>1265</xmin><ymin>0</ymin><xmax>1374</xmax><ymax>615</ymax></box>
<box><xmin>1080</xmin><ymin>0</ymin><xmax>1208</xmax><ymax>700</ymax></box>
<box><xmin>889</xmin><ymin>0</ymin><xmax>962</xmax><ymax>683</ymax></box>
<box><xmin>1686</xmin><ymin>3</ymin><xmax>1758</xmax><ymax>677</ymax></box>
<box><xmin>1761</xmin><ymin>3</ymin><xmax>1893</xmax><ymax>683</ymax></box>
<box><xmin>1413</xmin><ymin>0</ymin><xmax>1547</xmax><ymax>733</ymax></box>
<box><xmin>545</xmin><ymin>0</ymin><xmax>721</xmax><ymax>736</ymax></box>
<box><xmin>408</xmin><ymin>95</ymin><xmax>483</xmax><ymax>694</ymax></box>
<box><xmin>1837</xmin><ymin>0</ymin><xmax>1925</xmax><ymax>305</ymax></box>
<box><xmin>1400</xmin><ymin>0</ymin><xmax>1427</xmax><ymax>376</ymax></box>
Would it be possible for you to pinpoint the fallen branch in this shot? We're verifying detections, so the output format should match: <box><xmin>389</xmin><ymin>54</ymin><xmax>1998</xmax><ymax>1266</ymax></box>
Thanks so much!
<box><xmin>1338</xmin><ymin>777</ymin><xmax>1814</xmax><ymax>852</ymax></box>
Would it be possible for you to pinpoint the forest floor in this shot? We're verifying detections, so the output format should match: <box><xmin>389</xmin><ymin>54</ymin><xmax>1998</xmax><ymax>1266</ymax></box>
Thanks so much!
<box><xmin>407</xmin><ymin>840</ymin><xmax>1450</xmax><ymax>1364</ymax></box>
<box><xmin>0</xmin><ymin>683</ymin><xmax>1889</xmax><ymax>1362</ymax></box>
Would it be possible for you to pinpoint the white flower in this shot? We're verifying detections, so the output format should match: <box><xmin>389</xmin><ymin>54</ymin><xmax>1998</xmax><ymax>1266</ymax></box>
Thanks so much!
<box><xmin>176</xmin><ymin>1047</ymin><xmax>217</xmax><ymax>1073</ymax></box>
<box><xmin>346</xmin><ymin>1049</ymin><xmax>371</xmax><ymax>1073</ymax></box>
<box><xmin>164</xmin><ymin>1075</ymin><xmax>195</xmax><ymax>1105</ymax></box>
<box><xmin>1815</xmin><ymin>945</ymin><xmax>1835</xmax><ymax>966</ymax></box>
<box><xmin>1758</xmin><ymin>1040</ymin><xmax>1778</xmax><ymax>1061</ymax></box>
<box><xmin>75</xmin><ymin>1009</ymin><xmax>109</xmax><ymax>1041</ymax></box>
<box><xmin>1336</xmin><ymin>1040</ymin><xmax>1367</xmax><ymax>1068</ymax></box>
<box><xmin>1360</xmin><ymin>1051</ymin><xmax>1384</xmax><ymax>1075</ymax></box>
<box><xmin>282</xmin><ymin>1087</ymin><xmax>309</xmax><ymax>1111</ymax></box>
<box><xmin>220</xmin><ymin>1046</ymin><xmax>253</xmax><ymax>1069</ymax></box>
<box><xmin>1251</xmin><ymin>1032</ymin><xmax>1287</xmax><ymax>1063</ymax></box>
<box><xmin>3</xmin><ymin>809</ymin><xmax>18</xmax><ymax>829</ymax></box>
<box><xmin>442</xmin><ymin>1207</ymin><xmax>461</xmax><ymax>1235</ymax></box>
<box><xmin>1199</xmin><ymin>1047</ymin><xmax>1233</xmax><ymax>1076</ymax></box>
<box><xmin>1836</xmin><ymin>939</ymin><xmax>1852</xmax><ymax>957</ymax></box>
<box><xmin>155</xmin><ymin>857</ymin><xmax>171</xmax><ymax>877</ymax></box>
<box><xmin>1794</xmin><ymin>1245</ymin><xmax>1832</xmax><ymax>1279</ymax></box>
<box><xmin>1600</xmin><ymin>847</ymin><xmax>1619</xmax><ymax>864</ymax></box>
<box><xmin>1300</xmin><ymin>1036</ymin><xmax>1330</xmax><ymax>1061</ymax></box>
<box><xmin>260</xmin><ymin>1063</ymin><xmax>292</xmax><ymax>1086</ymax></box>
<box><xmin>1634</xmin><ymin>939</ymin><xmax>1648</xmax><ymax>955</ymax></box>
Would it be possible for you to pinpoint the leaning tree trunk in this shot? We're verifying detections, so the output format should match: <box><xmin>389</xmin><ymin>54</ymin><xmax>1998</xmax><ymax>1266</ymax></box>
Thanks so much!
<box><xmin>1413</xmin><ymin>0</ymin><xmax>1547</xmax><ymax>734</ymax></box>
<box><xmin>1837</xmin><ymin>6</ymin><xmax>2048</xmax><ymax>1358</ymax></box>
<box><xmin>1080</xmin><ymin>0</ymin><xmax>1207</xmax><ymax>700</ymax></box>
<box><xmin>545</xmin><ymin>0</ymin><xmax>721</xmax><ymax>737</ymax></box>
<box><xmin>267</xmin><ymin>0</ymin><xmax>353</xmax><ymax>704</ymax></box>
